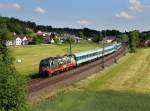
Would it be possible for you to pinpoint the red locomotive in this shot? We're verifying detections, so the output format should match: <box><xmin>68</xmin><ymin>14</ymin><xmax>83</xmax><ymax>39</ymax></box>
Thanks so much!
<box><xmin>39</xmin><ymin>55</ymin><xmax>76</xmax><ymax>77</ymax></box>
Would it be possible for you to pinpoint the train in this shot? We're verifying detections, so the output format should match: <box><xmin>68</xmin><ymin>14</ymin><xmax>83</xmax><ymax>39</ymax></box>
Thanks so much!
<box><xmin>39</xmin><ymin>43</ymin><xmax>122</xmax><ymax>77</ymax></box>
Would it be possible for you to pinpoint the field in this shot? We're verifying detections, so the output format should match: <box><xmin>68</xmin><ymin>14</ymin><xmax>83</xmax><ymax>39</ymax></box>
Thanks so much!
<box><xmin>32</xmin><ymin>48</ymin><xmax>150</xmax><ymax>111</ymax></box>
<box><xmin>10</xmin><ymin>41</ymin><xmax>100</xmax><ymax>78</ymax></box>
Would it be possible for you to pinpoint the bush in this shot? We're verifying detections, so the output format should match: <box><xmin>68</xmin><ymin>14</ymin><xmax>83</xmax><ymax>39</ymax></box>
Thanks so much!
<box><xmin>0</xmin><ymin>28</ymin><xmax>28</xmax><ymax>111</ymax></box>
<box><xmin>129</xmin><ymin>31</ymin><xmax>139</xmax><ymax>53</ymax></box>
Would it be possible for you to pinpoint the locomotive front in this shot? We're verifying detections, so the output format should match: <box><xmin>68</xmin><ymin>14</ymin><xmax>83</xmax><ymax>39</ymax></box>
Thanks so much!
<box><xmin>39</xmin><ymin>55</ymin><xmax>76</xmax><ymax>77</ymax></box>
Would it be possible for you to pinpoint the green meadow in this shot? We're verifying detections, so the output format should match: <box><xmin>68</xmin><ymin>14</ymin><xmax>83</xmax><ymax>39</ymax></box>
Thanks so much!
<box><xmin>32</xmin><ymin>48</ymin><xmax>150</xmax><ymax>111</ymax></box>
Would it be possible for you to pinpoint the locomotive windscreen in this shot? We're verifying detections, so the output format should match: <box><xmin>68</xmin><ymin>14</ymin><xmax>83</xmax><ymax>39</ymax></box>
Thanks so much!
<box><xmin>40</xmin><ymin>60</ymin><xmax>50</xmax><ymax>67</ymax></box>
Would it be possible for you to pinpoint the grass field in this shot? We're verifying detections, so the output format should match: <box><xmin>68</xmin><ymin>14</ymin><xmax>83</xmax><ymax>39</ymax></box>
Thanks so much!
<box><xmin>32</xmin><ymin>48</ymin><xmax>150</xmax><ymax>111</ymax></box>
<box><xmin>10</xmin><ymin>41</ymin><xmax>100</xmax><ymax>77</ymax></box>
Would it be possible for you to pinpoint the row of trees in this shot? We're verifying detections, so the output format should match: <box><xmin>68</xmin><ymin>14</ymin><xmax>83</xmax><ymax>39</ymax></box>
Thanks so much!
<box><xmin>0</xmin><ymin>16</ymin><xmax>122</xmax><ymax>39</ymax></box>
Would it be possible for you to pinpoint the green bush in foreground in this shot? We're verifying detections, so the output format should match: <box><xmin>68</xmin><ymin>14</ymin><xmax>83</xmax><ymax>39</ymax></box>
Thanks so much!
<box><xmin>0</xmin><ymin>28</ymin><xmax>28</xmax><ymax>111</ymax></box>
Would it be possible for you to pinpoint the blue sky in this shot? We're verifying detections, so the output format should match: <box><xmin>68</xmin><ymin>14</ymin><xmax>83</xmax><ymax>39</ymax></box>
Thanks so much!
<box><xmin>0</xmin><ymin>0</ymin><xmax>150</xmax><ymax>32</ymax></box>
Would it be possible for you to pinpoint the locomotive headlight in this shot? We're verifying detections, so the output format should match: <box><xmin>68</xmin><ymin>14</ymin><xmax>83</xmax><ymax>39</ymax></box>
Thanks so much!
<box><xmin>63</xmin><ymin>65</ymin><xmax>67</xmax><ymax>68</ymax></box>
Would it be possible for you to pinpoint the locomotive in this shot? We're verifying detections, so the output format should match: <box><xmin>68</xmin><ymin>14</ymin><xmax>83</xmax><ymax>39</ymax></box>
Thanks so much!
<box><xmin>39</xmin><ymin>43</ymin><xmax>122</xmax><ymax>77</ymax></box>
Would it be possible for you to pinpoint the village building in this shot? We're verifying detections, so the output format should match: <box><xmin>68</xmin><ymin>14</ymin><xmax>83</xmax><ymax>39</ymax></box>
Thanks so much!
<box><xmin>27</xmin><ymin>37</ymin><xmax>36</xmax><ymax>45</ymax></box>
<box><xmin>51</xmin><ymin>38</ymin><xmax>55</xmax><ymax>43</ymax></box>
<box><xmin>21</xmin><ymin>36</ymin><xmax>28</xmax><ymax>45</ymax></box>
<box><xmin>43</xmin><ymin>36</ymin><xmax>51</xmax><ymax>44</ymax></box>
<box><xmin>5</xmin><ymin>40</ymin><xmax>13</xmax><ymax>46</ymax></box>
<box><xmin>74</xmin><ymin>37</ymin><xmax>82</xmax><ymax>43</ymax></box>
<box><xmin>105</xmin><ymin>36</ymin><xmax>116</xmax><ymax>43</ymax></box>
<box><xmin>144</xmin><ymin>39</ymin><xmax>150</xmax><ymax>47</ymax></box>
<box><xmin>14</xmin><ymin>37</ymin><xmax>22</xmax><ymax>45</ymax></box>
<box><xmin>5</xmin><ymin>34</ymin><xmax>30</xmax><ymax>46</ymax></box>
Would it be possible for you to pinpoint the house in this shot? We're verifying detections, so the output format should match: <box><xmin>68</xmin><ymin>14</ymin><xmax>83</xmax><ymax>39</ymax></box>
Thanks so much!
<box><xmin>105</xmin><ymin>36</ymin><xmax>116</xmax><ymax>43</ymax></box>
<box><xmin>74</xmin><ymin>37</ymin><xmax>82</xmax><ymax>43</ymax></box>
<box><xmin>37</xmin><ymin>30</ymin><xmax>52</xmax><ymax>37</ymax></box>
<box><xmin>60</xmin><ymin>34</ymin><xmax>83</xmax><ymax>43</ymax></box>
<box><xmin>6</xmin><ymin>35</ymin><xmax>32</xmax><ymax>46</ymax></box>
<box><xmin>37</xmin><ymin>30</ymin><xmax>44</xmax><ymax>36</ymax></box>
<box><xmin>14</xmin><ymin>37</ymin><xmax>22</xmax><ymax>45</ymax></box>
<box><xmin>51</xmin><ymin>39</ymin><xmax>55</xmax><ymax>43</ymax></box>
<box><xmin>5</xmin><ymin>40</ymin><xmax>13</xmax><ymax>46</ymax></box>
<box><xmin>13</xmin><ymin>36</ymin><xmax>29</xmax><ymax>46</ymax></box>
<box><xmin>5</xmin><ymin>32</ymin><xmax>37</xmax><ymax>46</ymax></box>
<box><xmin>60</xmin><ymin>36</ymin><xmax>68</xmax><ymax>41</ymax></box>
<box><xmin>27</xmin><ymin>37</ymin><xmax>36</xmax><ymax>45</ymax></box>
<box><xmin>21</xmin><ymin>36</ymin><xmax>28</xmax><ymax>45</ymax></box>
<box><xmin>44</xmin><ymin>36</ymin><xmax>51</xmax><ymax>44</ymax></box>
<box><xmin>144</xmin><ymin>39</ymin><xmax>150</xmax><ymax>47</ymax></box>
<box><xmin>37</xmin><ymin>30</ymin><xmax>47</xmax><ymax>36</ymax></box>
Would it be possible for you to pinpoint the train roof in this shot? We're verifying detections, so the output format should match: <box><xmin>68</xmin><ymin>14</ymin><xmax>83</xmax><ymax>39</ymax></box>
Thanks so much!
<box><xmin>74</xmin><ymin>45</ymin><xmax>115</xmax><ymax>57</ymax></box>
<box><xmin>40</xmin><ymin>43</ymin><xmax>122</xmax><ymax>61</ymax></box>
<box><xmin>40</xmin><ymin>57</ymin><xmax>61</xmax><ymax>62</ymax></box>
<box><xmin>40</xmin><ymin>54</ymin><xmax>75</xmax><ymax>62</ymax></box>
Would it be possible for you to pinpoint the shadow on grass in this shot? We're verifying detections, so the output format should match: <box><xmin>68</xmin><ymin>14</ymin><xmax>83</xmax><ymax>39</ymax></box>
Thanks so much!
<box><xmin>32</xmin><ymin>90</ymin><xmax>150</xmax><ymax>111</ymax></box>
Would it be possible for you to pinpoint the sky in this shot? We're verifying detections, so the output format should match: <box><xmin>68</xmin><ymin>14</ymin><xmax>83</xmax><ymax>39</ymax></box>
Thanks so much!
<box><xmin>0</xmin><ymin>0</ymin><xmax>150</xmax><ymax>32</ymax></box>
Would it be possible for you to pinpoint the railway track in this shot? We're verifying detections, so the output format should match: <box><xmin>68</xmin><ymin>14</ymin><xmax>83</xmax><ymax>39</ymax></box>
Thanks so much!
<box><xmin>27</xmin><ymin>45</ymin><xmax>128</xmax><ymax>103</ymax></box>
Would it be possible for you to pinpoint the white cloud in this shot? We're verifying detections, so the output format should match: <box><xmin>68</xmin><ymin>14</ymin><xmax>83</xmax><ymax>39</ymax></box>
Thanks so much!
<box><xmin>0</xmin><ymin>3</ymin><xmax>21</xmax><ymax>10</ymax></box>
<box><xmin>77</xmin><ymin>20</ymin><xmax>90</xmax><ymax>25</ymax></box>
<box><xmin>129</xmin><ymin>0</ymin><xmax>144</xmax><ymax>12</ymax></box>
<box><xmin>33</xmin><ymin>7</ymin><xmax>47</xmax><ymax>14</ymax></box>
<box><xmin>115</xmin><ymin>11</ymin><xmax>134</xmax><ymax>20</ymax></box>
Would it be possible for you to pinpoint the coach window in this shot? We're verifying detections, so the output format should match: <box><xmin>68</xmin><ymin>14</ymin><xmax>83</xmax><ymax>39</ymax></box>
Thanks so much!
<box><xmin>83</xmin><ymin>56</ymin><xmax>85</xmax><ymax>59</ymax></box>
<box><xmin>78</xmin><ymin>57</ymin><xmax>80</xmax><ymax>60</ymax></box>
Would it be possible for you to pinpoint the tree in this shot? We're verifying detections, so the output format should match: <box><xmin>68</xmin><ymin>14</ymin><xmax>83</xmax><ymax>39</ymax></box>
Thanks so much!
<box><xmin>92</xmin><ymin>32</ymin><xmax>103</xmax><ymax>43</ymax></box>
<box><xmin>115</xmin><ymin>34</ymin><xmax>128</xmax><ymax>43</ymax></box>
<box><xmin>53</xmin><ymin>37</ymin><xmax>60</xmax><ymax>44</ymax></box>
<box><xmin>139</xmin><ymin>31</ymin><xmax>150</xmax><ymax>43</ymax></box>
<box><xmin>129</xmin><ymin>31</ymin><xmax>139</xmax><ymax>52</ymax></box>
<box><xmin>78</xmin><ymin>31</ymin><xmax>85</xmax><ymax>39</ymax></box>
<box><xmin>0</xmin><ymin>28</ymin><xmax>28</xmax><ymax>111</ymax></box>
<box><xmin>33</xmin><ymin>35</ymin><xmax>43</xmax><ymax>44</ymax></box>
<box><xmin>121</xmin><ymin>34</ymin><xmax>129</xmax><ymax>43</ymax></box>
<box><xmin>65</xmin><ymin>36</ymin><xmax>75</xmax><ymax>54</ymax></box>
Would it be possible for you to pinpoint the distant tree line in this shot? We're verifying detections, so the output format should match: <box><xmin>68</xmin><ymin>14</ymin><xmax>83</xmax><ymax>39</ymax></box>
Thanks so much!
<box><xmin>0</xmin><ymin>16</ymin><xmax>150</xmax><ymax>48</ymax></box>
<box><xmin>0</xmin><ymin>16</ymin><xmax>121</xmax><ymax>38</ymax></box>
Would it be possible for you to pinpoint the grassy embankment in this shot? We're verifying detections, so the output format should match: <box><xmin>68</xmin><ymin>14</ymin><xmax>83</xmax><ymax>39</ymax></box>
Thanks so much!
<box><xmin>32</xmin><ymin>48</ymin><xmax>150</xmax><ymax>111</ymax></box>
<box><xmin>10</xmin><ymin>41</ymin><xmax>100</xmax><ymax>78</ymax></box>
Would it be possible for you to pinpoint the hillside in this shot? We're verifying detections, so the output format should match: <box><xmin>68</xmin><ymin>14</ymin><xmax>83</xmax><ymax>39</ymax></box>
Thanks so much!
<box><xmin>32</xmin><ymin>48</ymin><xmax>150</xmax><ymax>111</ymax></box>
<box><xmin>0</xmin><ymin>16</ymin><xmax>121</xmax><ymax>38</ymax></box>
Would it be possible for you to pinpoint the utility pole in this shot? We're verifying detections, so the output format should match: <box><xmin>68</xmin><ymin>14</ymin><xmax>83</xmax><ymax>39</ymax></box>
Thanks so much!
<box><xmin>114</xmin><ymin>34</ymin><xmax>117</xmax><ymax>63</ymax></box>
<box><xmin>69</xmin><ymin>36</ymin><xmax>72</xmax><ymax>55</ymax></box>
<box><xmin>114</xmin><ymin>42</ymin><xmax>117</xmax><ymax>63</ymax></box>
<box><xmin>102</xmin><ymin>30</ymin><xmax>106</xmax><ymax>69</ymax></box>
